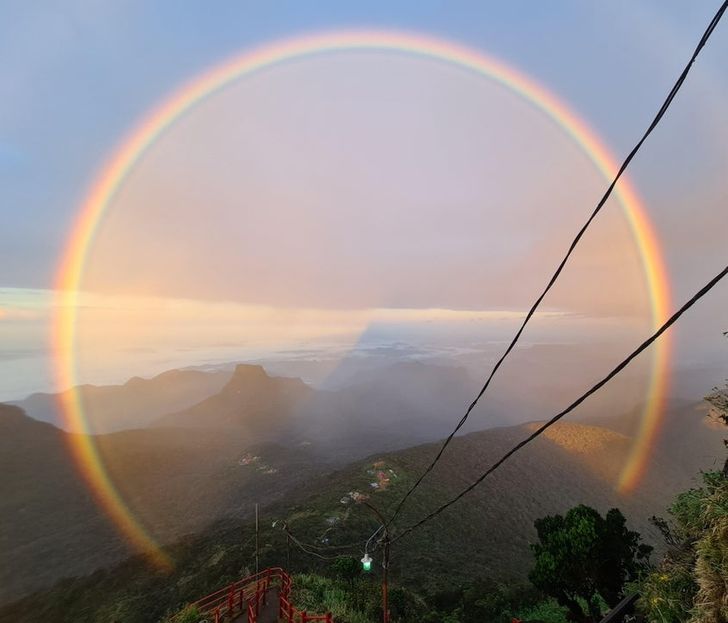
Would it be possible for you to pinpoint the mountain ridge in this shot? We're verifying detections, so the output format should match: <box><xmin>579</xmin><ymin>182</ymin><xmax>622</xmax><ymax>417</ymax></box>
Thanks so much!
<box><xmin>152</xmin><ymin>364</ymin><xmax>313</xmax><ymax>431</ymax></box>
<box><xmin>10</xmin><ymin>368</ymin><xmax>232</xmax><ymax>433</ymax></box>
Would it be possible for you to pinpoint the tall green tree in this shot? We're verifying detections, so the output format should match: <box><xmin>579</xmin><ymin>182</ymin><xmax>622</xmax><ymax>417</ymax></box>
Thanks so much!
<box><xmin>529</xmin><ymin>505</ymin><xmax>652</xmax><ymax>623</ymax></box>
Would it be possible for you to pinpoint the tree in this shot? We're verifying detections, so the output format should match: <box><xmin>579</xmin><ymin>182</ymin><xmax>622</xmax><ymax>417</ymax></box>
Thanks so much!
<box><xmin>529</xmin><ymin>505</ymin><xmax>652</xmax><ymax>623</ymax></box>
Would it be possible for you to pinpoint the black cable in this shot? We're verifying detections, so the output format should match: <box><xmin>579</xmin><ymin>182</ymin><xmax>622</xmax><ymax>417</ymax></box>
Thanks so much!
<box><xmin>284</xmin><ymin>525</ymin><xmax>379</xmax><ymax>560</ymax></box>
<box><xmin>385</xmin><ymin>0</ymin><xmax>728</xmax><ymax>528</ymax></box>
<box><xmin>294</xmin><ymin>538</ymin><xmax>371</xmax><ymax>553</ymax></box>
<box><xmin>286</xmin><ymin>529</ymin><xmax>345</xmax><ymax>561</ymax></box>
<box><xmin>391</xmin><ymin>265</ymin><xmax>728</xmax><ymax>543</ymax></box>
<box><xmin>278</xmin><ymin>522</ymin><xmax>380</xmax><ymax>557</ymax></box>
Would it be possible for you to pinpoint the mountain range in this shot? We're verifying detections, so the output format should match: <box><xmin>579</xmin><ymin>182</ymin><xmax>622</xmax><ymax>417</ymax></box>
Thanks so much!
<box><xmin>0</xmin><ymin>361</ymin><xmax>724</xmax><ymax>611</ymax></box>
<box><xmin>10</xmin><ymin>369</ymin><xmax>232</xmax><ymax>433</ymax></box>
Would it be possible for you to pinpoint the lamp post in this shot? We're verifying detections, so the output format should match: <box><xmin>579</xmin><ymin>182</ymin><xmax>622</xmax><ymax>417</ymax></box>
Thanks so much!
<box><xmin>359</xmin><ymin>500</ymin><xmax>390</xmax><ymax>623</ymax></box>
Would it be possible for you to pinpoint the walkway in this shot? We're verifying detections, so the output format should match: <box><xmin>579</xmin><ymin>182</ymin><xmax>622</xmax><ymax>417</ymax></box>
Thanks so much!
<box><xmin>231</xmin><ymin>587</ymin><xmax>280</xmax><ymax>623</ymax></box>
<box><xmin>190</xmin><ymin>568</ymin><xmax>330</xmax><ymax>623</ymax></box>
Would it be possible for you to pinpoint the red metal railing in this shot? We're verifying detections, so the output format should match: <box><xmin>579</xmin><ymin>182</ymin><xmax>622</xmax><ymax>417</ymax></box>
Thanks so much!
<box><xmin>189</xmin><ymin>568</ymin><xmax>270</xmax><ymax>622</ymax></box>
<box><xmin>184</xmin><ymin>567</ymin><xmax>332</xmax><ymax>623</ymax></box>
<box><xmin>278</xmin><ymin>570</ymin><xmax>333</xmax><ymax>623</ymax></box>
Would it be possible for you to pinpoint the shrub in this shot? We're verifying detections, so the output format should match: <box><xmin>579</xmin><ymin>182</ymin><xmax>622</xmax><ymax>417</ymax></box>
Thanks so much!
<box><xmin>638</xmin><ymin>472</ymin><xmax>727</xmax><ymax>623</ymax></box>
<box><xmin>167</xmin><ymin>604</ymin><xmax>202</xmax><ymax>623</ymax></box>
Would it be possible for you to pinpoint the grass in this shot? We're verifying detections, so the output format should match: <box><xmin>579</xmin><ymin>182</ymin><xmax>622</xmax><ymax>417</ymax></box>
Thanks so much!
<box><xmin>637</xmin><ymin>471</ymin><xmax>727</xmax><ymax>623</ymax></box>
<box><xmin>513</xmin><ymin>598</ymin><xmax>569</xmax><ymax>623</ymax></box>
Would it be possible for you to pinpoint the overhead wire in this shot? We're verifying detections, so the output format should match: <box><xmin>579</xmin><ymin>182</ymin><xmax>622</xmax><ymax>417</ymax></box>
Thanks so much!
<box><xmin>277</xmin><ymin>521</ymin><xmax>382</xmax><ymax>559</ymax></box>
<box><xmin>385</xmin><ymin>0</ymin><xmax>728</xmax><ymax>528</ymax></box>
<box><xmin>286</xmin><ymin>529</ymin><xmax>345</xmax><ymax>561</ymax></box>
<box><xmin>283</xmin><ymin>524</ymin><xmax>381</xmax><ymax>560</ymax></box>
<box><xmin>391</xmin><ymin>264</ymin><xmax>728</xmax><ymax>543</ymax></box>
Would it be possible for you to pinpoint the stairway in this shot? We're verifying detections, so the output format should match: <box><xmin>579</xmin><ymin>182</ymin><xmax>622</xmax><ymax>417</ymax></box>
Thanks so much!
<box><xmin>230</xmin><ymin>588</ymin><xmax>279</xmax><ymax>623</ymax></box>
<box><xmin>189</xmin><ymin>567</ymin><xmax>331</xmax><ymax>623</ymax></box>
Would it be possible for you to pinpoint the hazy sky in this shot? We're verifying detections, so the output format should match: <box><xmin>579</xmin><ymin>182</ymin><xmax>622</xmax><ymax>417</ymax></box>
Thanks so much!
<box><xmin>1</xmin><ymin>1</ymin><xmax>727</xmax><ymax>396</ymax></box>
<box><xmin>1</xmin><ymin>1</ymin><xmax>726</xmax><ymax>287</ymax></box>
<box><xmin>83</xmin><ymin>51</ymin><xmax>647</xmax><ymax>314</ymax></box>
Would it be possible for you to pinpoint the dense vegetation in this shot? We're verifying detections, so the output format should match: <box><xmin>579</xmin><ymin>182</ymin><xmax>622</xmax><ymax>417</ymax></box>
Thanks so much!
<box><xmin>0</xmin><ymin>446</ymin><xmax>600</xmax><ymax>623</ymax></box>
<box><xmin>637</xmin><ymin>470</ymin><xmax>727</xmax><ymax>623</ymax></box>
<box><xmin>0</xmin><ymin>518</ymin><xmax>573</xmax><ymax>623</ymax></box>
<box><xmin>530</xmin><ymin>506</ymin><xmax>651</xmax><ymax>622</ymax></box>
<box><xmin>1</xmin><ymin>401</ymin><xmax>722</xmax><ymax>623</ymax></box>
<box><xmin>288</xmin><ymin>571</ymin><xmax>571</xmax><ymax>623</ymax></box>
<box><xmin>3</xmin><ymin>465</ymin><xmax>720</xmax><ymax>623</ymax></box>
<box><xmin>0</xmin><ymin>493</ymin><xmax>647</xmax><ymax>623</ymax></box>
<box><xmin>704</xmin><ymin>377</ymin><xmax>728</xmax><ymax>477</ymax></box>
<box><xmin>637</xmin><ymin>375</ymin><xmax>728</xmax><ymax>623</ymax></box>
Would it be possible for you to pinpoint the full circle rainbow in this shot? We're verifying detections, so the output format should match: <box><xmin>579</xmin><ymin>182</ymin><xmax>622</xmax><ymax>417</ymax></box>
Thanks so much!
<box><xmin>53</xmin><ymin>30</ymin><xmax>672</xmax><ymax>566</ymax></box>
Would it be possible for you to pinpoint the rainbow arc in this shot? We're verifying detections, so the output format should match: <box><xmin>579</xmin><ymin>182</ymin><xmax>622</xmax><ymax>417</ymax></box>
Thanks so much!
<box><xmin>53</xmin><ymin>30</ymin><xmax>672</xmax><ymax>566</ymax></box>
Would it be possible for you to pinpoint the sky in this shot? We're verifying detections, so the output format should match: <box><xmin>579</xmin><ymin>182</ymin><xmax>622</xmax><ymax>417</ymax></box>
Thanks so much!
<box><xmin>0</xmin><ymin>1</ymin><xmax>727</xmax><ymax>399</ymax></box>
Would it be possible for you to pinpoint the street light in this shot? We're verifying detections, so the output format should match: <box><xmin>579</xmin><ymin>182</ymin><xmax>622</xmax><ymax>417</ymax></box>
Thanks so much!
<box><xmin>358</xmin><ymin>500</ymin><xmax>390</xmax><ymax>623</ymax></box>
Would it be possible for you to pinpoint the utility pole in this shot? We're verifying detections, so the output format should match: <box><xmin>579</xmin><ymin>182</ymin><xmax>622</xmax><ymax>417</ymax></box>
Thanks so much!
<box><xmin>255</xmin><ymin>503</ymin><xmax>259</xmax><ymax>575</ymax></box>
<box><xmin>360</xmin><ymin>501</ymin><xmax>390</xmax><ymax>623</ymax></box>
<box><xmin>382</xmin><ymin>533</ymin><xmax>390</xmax><ymax>623</ymax></box>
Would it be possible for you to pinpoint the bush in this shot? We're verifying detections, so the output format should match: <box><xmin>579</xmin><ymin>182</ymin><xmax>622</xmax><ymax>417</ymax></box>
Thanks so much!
<box><xmin>422</xmin><ymin>579</ymin><xmax>548</xmax><ymax>623</ymax></box>
<box><xmin>638</xmin><ymin>471</ymin><xmax>728</xmax><ymax>623</ymax></box>
<box><xmin>640</xmin><ymin>564</ymin><xmax>696</xmax><ymax>623</ymax></box>
<box><xmin>331</xmin><ymin>556</ymin><xmax>362</xmax><ymax>585</ymax></box>
<box><xmin>514</xmin><ymin>597</ymin><xmax>570</xmax><ymax>623</ymax></box>
<box><xmin>166</xmin><ymin>604</ymin><xmax>201</xmax><ymax>623</ymax></box>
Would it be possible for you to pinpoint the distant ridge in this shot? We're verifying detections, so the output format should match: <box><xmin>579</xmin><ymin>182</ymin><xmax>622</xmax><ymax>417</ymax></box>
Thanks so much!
<box><xmin>10</xmin><ymin>368</ymin><xmax>232</xmax><ymax>433</ymax></box>
<box><xmin>152</xmin><ymin>364</ymin><xmax>312</xmax><ymax>432</ymax></box>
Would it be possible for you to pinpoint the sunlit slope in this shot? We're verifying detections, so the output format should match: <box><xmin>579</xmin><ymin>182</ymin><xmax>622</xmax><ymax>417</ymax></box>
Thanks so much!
<box><xmin>279</xmin><ymin>421</ymin><xmax>696</xmax><ymax>591</ymax></box>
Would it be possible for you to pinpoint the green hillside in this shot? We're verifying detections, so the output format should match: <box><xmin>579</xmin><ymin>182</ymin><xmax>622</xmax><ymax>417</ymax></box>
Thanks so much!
<box><xmin>3</xmin><ymin>416</ymin><xmax>721</xmax><ymax>623</ymax></box>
